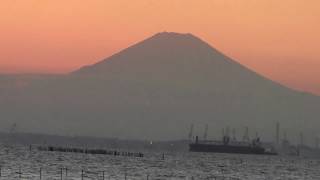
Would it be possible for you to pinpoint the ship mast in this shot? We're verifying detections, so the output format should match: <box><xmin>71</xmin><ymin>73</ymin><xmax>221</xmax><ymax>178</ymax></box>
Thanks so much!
<box><xmin>276</xmin><ymin>122</ymin><xmax>280</xmax><ymax>145</ymax></box>
<box><xmin>299</xmin><ymin>132</ymin><xmax>304</xmax><ymax>147</ymax></box>
<box><xmin>226</xmin><ymin>126</ymin><xmax>230</xmax><ymax>137</ymax></box>
<box><xmin>222</xmin><ymin>128</ymin><xmax>225</xmax><ymax>138</ymax></box>
<box><xmin>283</xmin><ymin>131</ymin><xmax>287</xmax><ymax>141</ymax></box>
<box><xmin>188</xmin><ymin>124</ymin><xmax>194</xmax><ymax>141</ymax></box>
<box><xmin>242</xmin><ymin>126</ymin><xmax>250</xmax><ymax>142</ymax></box>
<box><xmin>203</xmin><ymin>124</ymin><xmax>208</xmax><ymax>141</ymax></box>
<box><xmin>232</xmin><ymin>128</ymin><xmax>236</xmax><ymax>141</ymax></box>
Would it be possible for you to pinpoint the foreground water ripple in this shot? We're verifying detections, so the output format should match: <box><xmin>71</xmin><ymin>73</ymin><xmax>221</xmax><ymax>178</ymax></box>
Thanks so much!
<box><xmin>0</xmin><ymin>144</ymin><xmax>320</xmax><ymax>179</ymax></box>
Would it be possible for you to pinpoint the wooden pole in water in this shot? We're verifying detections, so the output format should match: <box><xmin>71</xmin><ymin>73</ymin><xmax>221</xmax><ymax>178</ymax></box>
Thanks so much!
<box><xmin>19</xmin><ymin>167</ymin><xmax>21</xmax><ymax>178</ymax></box>
<box><xmin>81</xmin><ymin>169</ymin><xmax>84</xmax><ymax>180</ymax></box>
<box><xmin>65</xmin><ymin>168</ymin><xmax>68</xmax><ymax>177</ymax></box>
<box><xmin>102</xmin><ymin>171</ymin><xmax>105</xmax><ymax>180</ymax></box>
<box><xmin>60</xmin><ymin>168</ymin><xmax>63</xmax><ymax>180</ymax></box>
<box><xmin>40</xmin><ymin>168</ymin><xmax>42</xmax><ymax>180</ymax></box>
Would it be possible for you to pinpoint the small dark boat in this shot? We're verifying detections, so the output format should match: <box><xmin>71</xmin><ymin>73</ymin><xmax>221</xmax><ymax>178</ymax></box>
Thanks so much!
<box><xmin>189</xmin><ymin>136</ymin><xmax>277</xmax><ymax>155</ymax></box>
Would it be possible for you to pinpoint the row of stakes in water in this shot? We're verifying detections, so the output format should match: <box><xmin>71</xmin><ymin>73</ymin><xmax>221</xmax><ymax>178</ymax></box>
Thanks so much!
<box><xmin>36</xmin><ymin>145</ymin><xmax>144</xmax><ymax>157</ymax></box>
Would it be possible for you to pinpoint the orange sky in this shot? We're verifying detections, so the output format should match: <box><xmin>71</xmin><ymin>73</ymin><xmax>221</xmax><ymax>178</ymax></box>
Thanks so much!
<box><xmin>0</xmin><ymin>0</ymin><xmax>319</xmax><ymax>95</ymax></box>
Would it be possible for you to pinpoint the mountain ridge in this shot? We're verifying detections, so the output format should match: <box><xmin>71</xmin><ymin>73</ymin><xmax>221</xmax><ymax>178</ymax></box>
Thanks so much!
<box><xmin>73</xmin><ymin>32</ymin><xmax>244</xmax><ymax>74</ymax></box>
<box><xmin>73</xmin><ymin>32</ymin><xmax>298</xmax><ymax>96</ymax></box>
<box><xmin>65</xmin><ymin>31</ymin><xmax>314</xmax><ymax>99</ymax></box>
<box><xmin>0</xmin><ymin>32</ymin><xmax>319</xmax><ymax>142</ymax></box>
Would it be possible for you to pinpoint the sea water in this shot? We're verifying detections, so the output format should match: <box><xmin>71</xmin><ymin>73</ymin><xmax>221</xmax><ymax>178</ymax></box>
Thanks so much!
<box><xmin>0</xmin><ymin>144</ymin><xmax>319</xmax><ymax>180</ymax></box>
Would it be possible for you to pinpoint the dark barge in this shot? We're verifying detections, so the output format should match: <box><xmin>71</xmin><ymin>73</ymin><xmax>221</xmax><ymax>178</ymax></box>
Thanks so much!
<box><xmin>189</xmin><ymin>136</ymin><xmax>277</xmax><ymax>155</ymax></box>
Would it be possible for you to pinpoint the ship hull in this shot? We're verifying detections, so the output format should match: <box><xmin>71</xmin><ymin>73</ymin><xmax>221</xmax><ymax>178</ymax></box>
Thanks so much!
<box><xmin>189</xmin><ymin>143</ymin><xmax>276</xmax><ymax>155</ymax></box>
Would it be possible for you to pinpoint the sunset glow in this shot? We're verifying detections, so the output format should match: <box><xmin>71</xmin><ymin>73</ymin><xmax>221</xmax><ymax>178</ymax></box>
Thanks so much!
<box><xmin>0</xmin><ymin>0</ymin><xmax>319</xmax><ymax>94</ymax></box>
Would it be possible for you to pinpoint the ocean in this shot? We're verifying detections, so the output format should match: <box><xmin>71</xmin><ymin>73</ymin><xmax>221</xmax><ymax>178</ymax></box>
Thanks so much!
<box><xmin>0</xmin><ymin>143</ymin><xmax>319</xmax><ymax>180</ymax></box>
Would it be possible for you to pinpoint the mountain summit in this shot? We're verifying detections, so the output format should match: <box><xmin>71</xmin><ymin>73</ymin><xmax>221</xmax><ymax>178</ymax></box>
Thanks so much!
<box><xmin>75</xmin><ymin>32</ymin><xmax>252</xmax><ymax>78</ymax></box>
<box><xmin>73</xmin><ymin>32</ymin><xmax>287</xmax><ymax>94</ymax></box>
<box><xmin>0</xmin><ymin>32</ymin><xmax>319</xmax><ymax>141</ymax></box>
<box><xmin>74</xmin><ymin>32</ymin><xmax>225</xmax><ymax>74</ymax></box>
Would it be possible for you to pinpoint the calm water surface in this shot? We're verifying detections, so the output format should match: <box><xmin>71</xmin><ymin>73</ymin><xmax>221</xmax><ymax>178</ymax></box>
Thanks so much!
<box><xmin>0</xmin><ymin>144</ymin><xmax>319</xmax><ymax>180</ymax></box>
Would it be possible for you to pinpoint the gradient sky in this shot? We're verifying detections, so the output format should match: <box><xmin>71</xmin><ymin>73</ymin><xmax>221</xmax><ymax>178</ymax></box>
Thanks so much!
<box><xmin>0</xmin><ymin>0</ymin><xmax>319</xmax><ymax>95</ymax></box>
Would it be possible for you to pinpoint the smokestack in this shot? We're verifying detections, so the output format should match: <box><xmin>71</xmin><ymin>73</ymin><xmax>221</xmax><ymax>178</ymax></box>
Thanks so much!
<box><xmin>276</xmin><ymin>122</ymin><xmax>280</xmax><ymax>145</ymax></box>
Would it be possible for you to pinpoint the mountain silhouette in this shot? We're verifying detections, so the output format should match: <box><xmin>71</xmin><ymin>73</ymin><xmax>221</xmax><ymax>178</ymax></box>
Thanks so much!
<box><xmin>0</xmin><ymin>32</ymin><xmax>319</xmax><ymax>142</ymax></box>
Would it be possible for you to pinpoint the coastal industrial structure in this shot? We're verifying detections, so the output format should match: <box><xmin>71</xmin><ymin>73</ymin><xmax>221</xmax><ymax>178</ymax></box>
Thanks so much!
<box><xmin>188</xmin><ymin>122</ymin><xmax>320</xmax><ymax>156</ymax></box>
<box><xmin>188</xmin><ymin>125</ymin><xmax>277</xmax><ymax>155</ymax></box>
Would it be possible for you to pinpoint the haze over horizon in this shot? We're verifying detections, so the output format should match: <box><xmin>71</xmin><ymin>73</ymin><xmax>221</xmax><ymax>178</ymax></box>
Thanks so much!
<box><xmin>0</xmin><ymin>1</ymin><xmax>319</xmax><ymax>95</ymax></box>
<box><xmin>1</xmin><ymin>2</ymin><xmax>320</xmax><ymax>179</ymax></box>
<box><xmin>0</xmin><ymin>32</ymin><xmax>319</xmax><ymax>143</ymax></box>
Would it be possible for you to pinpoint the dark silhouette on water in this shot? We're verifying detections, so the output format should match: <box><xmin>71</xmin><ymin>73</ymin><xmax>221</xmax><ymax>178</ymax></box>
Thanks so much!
<box><xmin>189</xmin><ymin>125</ymin><xmax>278</xmax><ymax>155</ymax></box>
<box><xmin>189</xmin><ymin>135</ymin><xmax>277</xmax><ymax>155</ymax></box>
<box><xmin>37</xmin><ymin>145</ymin><xmax>144</xmax><ymax>157</ymax></box>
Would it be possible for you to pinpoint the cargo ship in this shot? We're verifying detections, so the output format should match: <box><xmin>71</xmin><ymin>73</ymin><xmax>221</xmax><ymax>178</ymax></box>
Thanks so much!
<box><xmin>189</xmin><ymin>136</ymin><xmax>277</xmax><ymax>155</ymax></box>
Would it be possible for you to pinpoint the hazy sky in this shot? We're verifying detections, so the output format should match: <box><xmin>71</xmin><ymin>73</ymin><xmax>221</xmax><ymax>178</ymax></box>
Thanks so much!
<box><xmin>0</xmin><ymin>0</ymin><xmax>319</xmax><ymax>95</ymax></box>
